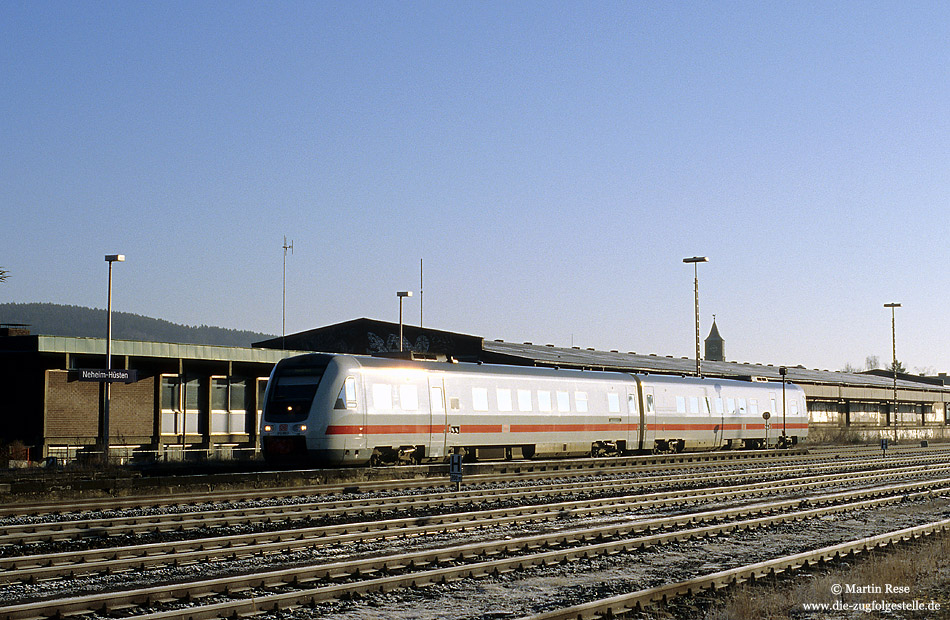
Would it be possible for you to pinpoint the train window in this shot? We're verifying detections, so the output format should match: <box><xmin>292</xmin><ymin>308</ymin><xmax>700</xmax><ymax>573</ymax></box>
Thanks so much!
<box><xmin>791</xmin><ymin>401</ymin><xmax>799</xmax><ymax>415</ymax></box>
<box><xmin>676</xmin><ymin>396</ymin><xmax>686</xmax><ymax>413</ymax></box>
<box><xmin>497</xmin><ymin>389</ymin><xmax>513</xmax><ymax>412</ymax></box>
<box><xmin>750</xmin><ymin>399</ymin><xmax>759</xmax><ymax>416</ymax></box>
<box><xmin>607</xmin><ymin>393</ymin><xmax>621</xmax><ymax>414</ymax></box>
<box><xmin>472</xmin><ymin>387</ymin><xmax>489</xmax><ymax>412</ymax></box>
<box><xmin>518</xmin><ymin>389</ymin><xmax>532</xmax><ymax>412</ymax></box>
<box><xmin>645</xmin><ymin>394</ymin><xmax>655</xmax><ymax>414</ymax></box>
<box><xmin>689</xmin><ymin>397</ymin><xmax>699</xmax><ymax>414</ymax></box>
<box><xmin>771</xmin><ymin>398</ymin><xmax>777</xmax><ymax>415</ymax></box>
<box><xmin>715</xmin><ymin>398</ymin><xmax>724</xmax><ymax>415</ymax></box>
<box><xmin>372</xmin><ymin>384</ymin><xmax>393</xmax><ymax>411</ymax></box>
<box><xmin>431</xmin><ymin>387</ymin><xmax>445</xmax><ymax>413</ymax></box>
<box><xmin>627</xmin><ymin>394</ymin><xmax>639</xmax><ymax>415</ymax></box>
<box><xmin>703</xmin><ymin>398</ymin><xmax>711</xmax><ymax>415</ymax></box>
<box><xmin>400</xmin><ymin>384</ymin><xmax>418</xmax><ymax>411</ymax></box>
<box><xmin>727</xmin><ymin>398</ymin><xmax>736</xmax><ymax>415</ymax></box>
<box><xmin>556</xmin><ymin>391</ymin><xmax>570</xmax><ymax>412</ymax></box>
<box><xmin>738</xmin><ymin>399</ymin><xmax>747</xmax><ymax>415</ymax></box>
<box><xmin>538</xmin><ymin>390</ymin><xmax>552</xmax><ymax>412</ymax></box>
<box><xmin>344</xmin><ymin>377</ymin><xmax>357</xmax><ymax>408</ymax></box>
<box><xmin>575</xmin><ymin>392</ymin><xmax>588</xmax><ymax>413</ymax></box>
<box><xmin>450</xmin><ymin>397</ymin><xmax>461</xmax><ymax>411</ymax></box>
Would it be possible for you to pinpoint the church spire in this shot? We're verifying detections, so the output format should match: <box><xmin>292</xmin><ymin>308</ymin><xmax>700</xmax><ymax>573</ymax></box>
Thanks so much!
<box><xmin>704</xmin><ymin>315</ymin><xmax>725</xmax><ymax>362</ymax></box>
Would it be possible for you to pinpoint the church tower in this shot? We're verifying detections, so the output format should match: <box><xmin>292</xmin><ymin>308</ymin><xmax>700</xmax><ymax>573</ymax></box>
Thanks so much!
<box><xmin>704</xmin><ymin>316</ymin><xmax>725</xmax><ymax>362</ymax></box>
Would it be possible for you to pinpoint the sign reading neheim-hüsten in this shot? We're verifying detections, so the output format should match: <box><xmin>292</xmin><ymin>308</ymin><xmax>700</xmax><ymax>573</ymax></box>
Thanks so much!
<box><xmin>73</xmin><ymin>369</ymin><xmax>138</xmax><ymax>383</ymax></box>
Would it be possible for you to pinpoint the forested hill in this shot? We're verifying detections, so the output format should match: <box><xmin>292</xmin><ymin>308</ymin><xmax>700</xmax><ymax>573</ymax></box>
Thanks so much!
<box><xmin>0</xmin><ymin>303</ymin><xmax>274</xmax><ymax>348</ymax></box>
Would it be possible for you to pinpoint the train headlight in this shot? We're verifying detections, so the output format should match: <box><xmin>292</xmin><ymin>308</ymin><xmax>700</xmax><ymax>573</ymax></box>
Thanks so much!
<box><xmin>263</xmin><ymin>425</ymin><xmax>273</xmax><ymax>432</ymax></box>
<box><xmin>296</xmin><ymin>424</ymin><xmax>308</xmax><ymax>432</ymax></box>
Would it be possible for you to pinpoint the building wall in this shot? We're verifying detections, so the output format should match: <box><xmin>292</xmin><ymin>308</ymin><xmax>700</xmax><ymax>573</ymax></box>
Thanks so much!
<box><xmin>44</xmin><ymin>371</ymin><xmax>156</xmax><ymax>444</ymax></box>
<box><xmin>806</xmin><ymin>396</ymin><xmax>950</xmax><ymax>443</ymax></box>
<box><xmin>45</xmin><ymin>371</ymin><xmax>99</xmax><ymax>441</ymax></box>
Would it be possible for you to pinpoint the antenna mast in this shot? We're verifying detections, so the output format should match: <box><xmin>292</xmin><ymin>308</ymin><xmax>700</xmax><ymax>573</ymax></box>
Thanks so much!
<box><xmin>282</xmin><ymin>236</ymin><xmax>294</xmax><ymax>349</ymax></box>
<box><xmin>420</xmin><ymin>258</ymin><xmax>423</xmax><ymax>327</ymax></box>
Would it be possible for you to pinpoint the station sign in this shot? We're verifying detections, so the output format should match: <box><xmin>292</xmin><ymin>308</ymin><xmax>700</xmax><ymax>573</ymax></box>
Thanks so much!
<box><xmin>72</xmin><ymin>369</ymin><xmax>138</xmax><ymax>383</ymax></box>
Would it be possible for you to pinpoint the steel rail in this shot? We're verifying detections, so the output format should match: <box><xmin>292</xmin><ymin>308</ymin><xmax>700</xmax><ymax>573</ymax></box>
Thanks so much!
<box><xmin>2</xmin><ymin>456</ymin><xmax>947</xmax><ymax>548</ymax></box>
<box><xmin>0</xmin><ymin>446</ymin><xmax>932</xmax><ymax>518</ymax></box>
<box><xmin>2</xmin><ymin>479</ymin><xmax>947</xmax><ymax>620</ymax></box>
<box><xmin>519</xmin><ymin>517</ymin><xmax>950</xmax><ymax>619</ymax></box>
<box><xmin>5</xmin><ymin>464</ymin><xmax>950</xmax><ymax>584</ymax></box>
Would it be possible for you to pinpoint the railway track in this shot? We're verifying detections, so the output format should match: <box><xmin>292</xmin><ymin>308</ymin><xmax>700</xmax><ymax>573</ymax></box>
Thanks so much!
<box><xmin>4</xmin><ymin>462</ymin><xmax>950</xmax><ymax>585</ymax></box>
<box><xmin>2</xmin><ymin>450</ymin><xmax>946</xmax><ymax>547</ymax></box>
<box><xmin>5</xmin><ymin>443</ymin><xmax>946</xmax><ymax>516</ymax></box>
<box><xmin>2</xmin><ymin>447</ymin><xmax>950</xmax><ymax>618</ymax></box>
<box><xmin>521</xmin><ymin>518</ymin><xmax>950</xmax><ymax>620</ymax></box>
<box><xmin>2</xmin><ymin>479</ymin><xmax>947</xmax><ymax>619</ymax></box>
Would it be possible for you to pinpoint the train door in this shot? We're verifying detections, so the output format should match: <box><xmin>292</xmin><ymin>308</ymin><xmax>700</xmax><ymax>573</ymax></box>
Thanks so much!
<box><xmin>626</xmin><ymin>388</ymin><xmax>641</xmax><ymax>451</ymax></box>
<box><xmin>769</xmin><ymin>392</ymin><xmax>780</xmax><ymax>439</ymax></box>
<box><xmin>346</xmin><ymin>375</ymin><xmax>366</xmax><ymax>453</ymax></box>
<box><xmin>428</xmin><ymin>377</ymin><xmax>447</xmax><ymax>458</ymax></box>
<box><xmin>638</xmin><ymin>386</ymin><xmax>656</xmax><ymax>451</ymax></box>
<box><xmin>706</xmin><ymin>394</ymin><xmax>723</xmax><ymax>449</ymax></box>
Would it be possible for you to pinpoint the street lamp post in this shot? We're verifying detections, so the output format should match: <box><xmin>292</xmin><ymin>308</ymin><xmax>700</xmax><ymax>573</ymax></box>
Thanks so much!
<box><xmin>104</xmin><ymin>254</ymin><xmax>125</xmax><ymax>461</ymax></box>
<box><xmin>397</xmin><ymin>291</ymin><xmax>413</xmax><ymax>352</ymax></box>
<box><xmin>281</xmin><ymin>237</ymin><xmax>293</xmax><ymax>350</ymax></box>
<box><xmin>885</xmin><ymin>302</ymin><xmax>901</xmax><ymax>442</ymax></box>
<box><xmin>683</xmin><ymin>257</ymin><xmax>708</xmax><ymax>377</ymax></box>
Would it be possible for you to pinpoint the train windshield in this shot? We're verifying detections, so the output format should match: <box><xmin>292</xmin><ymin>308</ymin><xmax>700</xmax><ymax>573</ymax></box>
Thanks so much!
<box><xmin>264</xmin><ymin>364</ymin><xmax>326</xmax><ymax>422</ymax></box>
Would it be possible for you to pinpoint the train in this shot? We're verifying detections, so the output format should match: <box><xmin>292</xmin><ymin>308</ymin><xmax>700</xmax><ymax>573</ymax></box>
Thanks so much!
<box><xmin>260</xmin><ymin>352</ymin><xmax>808</xmax><ymax>465</ymax></box>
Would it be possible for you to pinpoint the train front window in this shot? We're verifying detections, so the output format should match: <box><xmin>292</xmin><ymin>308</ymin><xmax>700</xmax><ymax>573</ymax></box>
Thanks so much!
<box><xmin>265</xmin><ymin>365</ymin><xmax>325</xmax><ymax>422</ymax></box>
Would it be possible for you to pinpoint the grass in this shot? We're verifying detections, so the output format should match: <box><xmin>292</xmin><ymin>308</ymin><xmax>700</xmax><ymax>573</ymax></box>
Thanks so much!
<box><xmin>701</xmin><ymin>532</ymin><xmax>950</xmax><ymax>619</ymax></box>
<box><xmin>635</xmin><ymin>523</ymin><xmax>950</xmax><ymax>619</ymax></box>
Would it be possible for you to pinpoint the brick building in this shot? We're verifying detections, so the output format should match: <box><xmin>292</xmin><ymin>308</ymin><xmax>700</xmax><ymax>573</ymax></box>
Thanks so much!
<box><xmin>0</xmin><ymin>327</ymin><xmax>300</xmax><ymax>463</ymax></box>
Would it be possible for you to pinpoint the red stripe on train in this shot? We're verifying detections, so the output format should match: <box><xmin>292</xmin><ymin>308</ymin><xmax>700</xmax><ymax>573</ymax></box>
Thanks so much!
<box><xmin>326</xmin><ymin>421</ymin><xmax>810</xmax><ymax>436</ymax></box>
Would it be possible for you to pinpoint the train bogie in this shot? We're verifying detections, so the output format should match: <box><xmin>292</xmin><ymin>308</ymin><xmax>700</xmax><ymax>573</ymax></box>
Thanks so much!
<box><xmin>260</xmin><ymin>353</ymin><xmax>808</xmax><ymax>466</ymax></box>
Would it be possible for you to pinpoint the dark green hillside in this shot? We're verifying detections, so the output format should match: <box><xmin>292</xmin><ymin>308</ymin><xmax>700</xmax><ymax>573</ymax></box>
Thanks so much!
<box><xmin>0</xmin><ymin>303</ymin><xmax>274</xmax><ymax>348</ymax></box>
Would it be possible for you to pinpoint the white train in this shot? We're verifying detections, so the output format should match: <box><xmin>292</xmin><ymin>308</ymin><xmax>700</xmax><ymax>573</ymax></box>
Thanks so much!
<box><xmin>260</xmin><ymin>353</ymin><xmax>808</xmax><ymax>465</ymax></box>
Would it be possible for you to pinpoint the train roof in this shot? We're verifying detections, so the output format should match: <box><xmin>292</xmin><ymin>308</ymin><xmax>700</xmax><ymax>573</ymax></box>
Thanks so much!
<box><xmin>282</xmin><ymin>352</ymin><xmax>800</xmax><ymax>391</ymax></box>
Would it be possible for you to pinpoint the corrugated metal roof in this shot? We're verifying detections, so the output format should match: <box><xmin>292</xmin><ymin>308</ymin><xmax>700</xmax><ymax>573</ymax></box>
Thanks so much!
<box><xmin>482</xmin><ymin>340</ymin><xmax>950</xmax><ymax>394</ymax></box>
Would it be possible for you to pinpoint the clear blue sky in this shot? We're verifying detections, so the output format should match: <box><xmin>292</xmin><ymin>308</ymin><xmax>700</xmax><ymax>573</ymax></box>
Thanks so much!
<box><xmin>2</xmin><ymin>1</ymin><xmax>949</xmax><ymax>373</ymax></box>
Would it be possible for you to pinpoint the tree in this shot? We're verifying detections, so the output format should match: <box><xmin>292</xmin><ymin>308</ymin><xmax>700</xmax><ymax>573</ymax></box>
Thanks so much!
<box><xmin>0</xmin><ymin>268</ymin><xmax>8</xmax><ymax>283</ymax></box>
<box><xmin>889</xmin><ymin>359</ymin><xmax>906</xmax><ymax>374</ymax></box>
<box><xmin>865</xmin><ymin>355</ymin><xmax>880</xmax><ymax>371</ymax></box>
